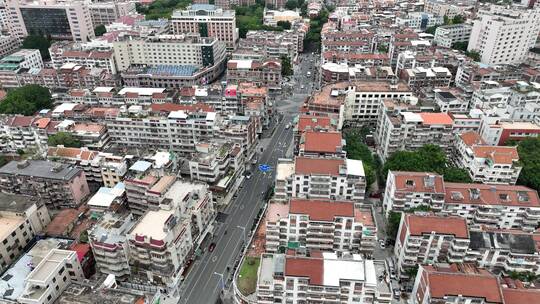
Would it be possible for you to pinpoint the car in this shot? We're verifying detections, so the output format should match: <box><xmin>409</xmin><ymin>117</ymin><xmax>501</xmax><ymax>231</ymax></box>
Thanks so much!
<box><xmin>379</xmin><ymin>241</ymin><xmax>386</xmax><ymax>249</ymax></box>
<box><xmin>208</xmin><ymin>242</ymin><xmax>216</xmax><ymax>252</ymax></box>
<box><xmin>393</xmin><ymin>290</ymin><xmax>401</xmax><ymax>299</ymax></box>
<box><xmin>285</xmin><ymin>124</ymin><xmax>290</xmax><ymax>129</ymax></box>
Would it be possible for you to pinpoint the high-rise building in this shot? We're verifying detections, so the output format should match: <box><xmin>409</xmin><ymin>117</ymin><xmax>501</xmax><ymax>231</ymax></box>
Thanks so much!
<box><xmin>468</xmin><ymin>5</ymin><xmax>540</xmax><ymax>64</ymax></box>
<box><xmin>5</xmin><ymin>0</ymin><xmax>95</xmax><ymax>42</ymax></box>
<box><xmin>171</xmin><ymin>4</ymin><xmax>238</xmax><ymax>51</ymax></box>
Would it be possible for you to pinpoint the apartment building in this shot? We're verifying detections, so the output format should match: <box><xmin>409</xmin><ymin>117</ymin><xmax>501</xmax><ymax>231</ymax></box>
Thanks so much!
<box><xmin>18</xmin><ymin>249</ymin><xmax>84</xmax><ymax>304</ymax></box>
<box><xmin>55</xmin><ymin>120</ymin><xmax>110</xmax><ymax>150</ymax></box>
<box><xmin>171</xmin><ymin>4</ymin><xmax>238</xmax><ymax>50</ymax></box>
<box><xmin>0</xmin><ymin>49</ymin><xmax>43</xmax><ymax>71</ymax></box>
<box><xmin>466</xmin><ymin>229</ymin><xmax>540</xmax><ymax>275</ymax></box>
<box><xmin>106</xmin><ymin>108</ymin><xmax>218</xmax><ymax>155</ymax></box>
<box><xmin>127</xmin><ymin>206</ymin><xmax>193</xmax><ymax>290</ymax></box>
<box><xmin>319</xmin><ymin>64</ymin><xmax>396</xmax><ymax>85</ymax></box>
<box><xmin>294</xmin><ymin>115</ymin><xmax>339</xmax><ymax>147</ymax></box>
<box><xmin>0</xmin><ymin>160</ymin><xmax>90</xmax><ymax>209</ymax></box>
<box><xmin>256</xmin><ymin>252</ymin><xmax>392</xmax><ymax>304</ymax></box>
<box><xmin>383</xmin><ymin>171</ymin><xmax>540</xmax><ymax>232</ymax></box>
<box><xmin>46</xmin><ymin>146</ymin><xmax>102</xmax><ymax>185</ymax></box>
<box><xmin>274</xmin><ymin>157</ymin><xmax>366</xmax><ymax>204</ymax></box>
<box><xmin>237</xmin><ymin>30</ymin><xmax>304</xmax><ymax>62</ymax></box>
<box><xmin>100</xmin><ymin>153</ymin><xmax>128</xmax><ymax>188</ymax></box>
<box><xmin>89</xmin><ymin>212</ymin><xmax>135</xmax><ymax>280</ymax></box>
<box><xmin>0</xmin><ymin>193</ymin><xmax>50</xmax><ymax>273</ymax></box>
<box><xmin>59</xmin><ymin>87</ymin><xmax>173</xmax><ymax>107</ymax></box>
<box><xmin>121</xmin><ymin>63</ymin><xmax>226</xmax><ymax>88</ymax></box>
<box><xmin>411</xmin><ymin>263</ymin><xmax>540</xmax><ymax>304</ymax></box>
<box><xmin>424</xmin><ymin>0</ymin><xmax>473</xmax><ymax>19</ymax></box>
<box><xmin>297</xmin><ymin>131</ymin><xmax>345</xmax><ymax>158</ymax></box>
<box><xmin>479</xmin><ymin>120</ymin><xmax>540</xmax><ymax>146</ymax></box>
<box><xmin>395</xmin><ymin>12</ymin><xmax>443</xmax><ymax>31</ymax></box>
<box><xmin>434</xmin><ymin>24</ymin><xmax>472</xmax><ymax>48</ymax></box>
<box><xmin>382</xmin><ymin>171</ymin><xmax>446</xmax><ymax>216</ymax></box>
<box><xmin>226</xmin><ymin>59</ymin><xmax>282</xmax><ymax>90</ymax></box>
<box><xmin>0</xmin><ymin>115</ymin><xmax>45</xmax><ymax>154</ymax></box>
<box><xmin>454</xmin><ymin>62</ymin><xmax>523</xmax><ymax>88</ymax></box>
<box><xmin>388</xmin><ymin>34</ymin><xmax>431</xmax><ymax>66</ymax></box>
<box><xmin>0</xmin><ymin>35</ymin><xmax>19</xmax><ymax>58</ymax></box>
<box><xmin>453</xmin><ymin>131</ymin><xmax>522</xmax><ymax>185</ymax></box>
<box><xmin>49</xmin><ymin>42</ymin><xmax>117</xmax><ymax>74</ymax></box>
<box><xmin>321</xmin><ymin>30</ymin><xmax>374</xmax><ymax>54</ymax></box>
<box><xmin>5</xmin><ymin>0</ymin><xmax>94</xmax><ymax>41</ymax></box>
<box><xmin>113</xmin><ymin>34</ymin><xmax>227</xmax><ymax>73</ymax></box>
<box><xmin>375</xmin><ymin>101</ymin><xmax>454</xmax><ymax>161</ymax></box>
<box><xmin>321</xmin><ymin>52</ymin><xmax>389</xmax><ymax>67</ymax></box>
<box><xmin>394</xmin><ymin>214</ymin><xmax>470</xmax><ymax>279</ymax></box>
<box><xmin>468</xmin><ymin>5</ymin><xmax>540</xmax><ymax>64</ymax></box>
<box><xmin>401</xmin><ymin>66</ymin><xmax>452</xmax><ymax>91</ymax></box>
<box><xmin>188</xmin><ymin>142</ymin><xmax>244</xmax><ymax>185</ymax></box>
<box><xmin>431</xmin><ymin>88</ymin><xmax>469</xmax><ymax>114</ymax></box>
<box><xmin>89</xmin><ymin>1</ymin><xmax>136</xmax><ymax>26</ymax></box>
<box><xmin>265</xmin><ymin>199</ymin><xmax>377</xmax><ymax>254</ymax></box>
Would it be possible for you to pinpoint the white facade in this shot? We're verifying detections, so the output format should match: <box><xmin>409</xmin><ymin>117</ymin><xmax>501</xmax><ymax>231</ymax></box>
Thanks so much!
<box><xmin>5</xmin><ymin>0</ymin><xmax>94</xmax><ymax>42</ymax></box>
<box><xmin>89</xmin><ymin>1</ymin><xmax>136</xmax><ymax>26</ymax></box>
<box><xmin>468</xmin><ymin>5</ymin><xmax>540</xmax><ymax>64</ymax></box>
<box><xmin>395</xmin><ymin>12</ymin><xmax>444</xmax><ymax>30</ymax></box>
<box><xmin>434</xmin><ymin>24</ymin><xmax>472</xmax><ymax>48</ymax></box>
<box><xmin>0</xmin><ymin>35</ymin><xmax>20</xmax><ymax>58</ymax></box>
<box><xmin>18</xmin><ymin>249</ymin><xmax>84</xmax><ymax>304</ymax></box>
<box><xmin>1</xmin><ymin>49</ymin><xmax>43</xmax><ymax>69</ymax></box>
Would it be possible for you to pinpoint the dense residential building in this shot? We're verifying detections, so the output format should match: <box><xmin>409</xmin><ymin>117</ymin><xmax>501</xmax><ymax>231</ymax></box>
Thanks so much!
<box><xmin>89</xmin><ymin>1</ymin><xmax>136</xmax><ymax>26</ymax></box>
<box><xmin>256</xmin><ymin>252</ymin><xmax>392</xmax><ymax>304</ymax></box>
<box><xmin>188</xmin><ymin>141</ymin><xmax>244</xmax><ymax>185</ymax></box>
<box><xmin>226</xmin><ymin>59</ymin><xmax>282</xmax><ymax>90</ymax></box>
<box><xmin>401</xmin><ymin>66</ymin><xmax>452</xmax><ymax>91</ymax></box>
<box><xmin>319</xmin><ymin>63</ymin><xmax>396</xmax><ymax>85</ymax></box>
<box><xmin>113</xmin><ymin>34</ymin><xmax>227</xmax><ymax>73</ymax></box>
<box><xmin>0</xmin><ymin>160</ymin><xmax>90</xmax><ymax>209</ymax></box>
<box><xmin>237</xmin><ymin>30</ymin><xmax>304</xmax><ymax>62</ymax></box>
<box><xmin>89</xmin><ymin>212</ymin><xmax>136</xmax><ymax>280</ymax></box>
<box><xmin>453</xmin><ymin>131</ymin><xmax>522</xmax><ymax>184</ymax></box>
<box><xmin>411</xmin><ymin>263</ymin><xmax>540</xmax><ymax>304</ymax></box>
<box><xmin>49</xmin><ymin>42</ymin><xmax>117</xmax><ymax>74</ymax></box>
<box><xmin>0</xmin><ymin>115</ymin><xmax>45</xmax><ymax>153</ymax></box>
<box><xmin>375</xmin><ymin>100</ymin><xmax>454</xmax><ymax>161</ymax></box>
<box><xmin>171</xmin><ymin>4</ymin><xmax>238</xmax><ymax>51</ymax></box>
<box><xmin>46</xmin><ymin>146</ymin><xmax>102</xmax><ymax>185</ymax></box>
<box><xmin>383</xmin><ymin>171</ymin><xmax>540</xmax><ymax>232</ymax></box>
<box><xmin>395</xmin><ymin>12</ymin><xmax>444</xmax><ymax>31</ymax></box>
<box><xmin>18</xmin><ymin>249</ymin><xmax>84</xmax><ymax>304</ymax></box>
<box><xmin>434</xmin><ymin>24</ymin><xmax>472</xmax><ymax>48</ymax></box>
<box><xmin>274</xmin><ymin>156</ymin><xmax>366</xmax><ymax>204</ymax></box>
<box><xmin>479</xmin><ymin>120</ymin><xmax>540</xmax><ymax>146</ymax></box>
<box><xmin>0</xmin><ymin>193</ymin><xmax>50</xmax><ymax>273</ymax></box>
<box><xmin>466</xmin><ymin>229</ymin><xmax>540</xmax><ymax>275</ymax></box>
<box><xmin>0</xmin><ymin>35</ymin><xmax>19</xmax><ymax>58</ymax></box>
<box><xmin>0</xmin><ymin>49</ymin><xmax>43</xmax><ymax>71</ymax></box>
<box><xmin>382</xmin><ymin>171</ymin><xmax>446</xmax><ymax>216</ymax></box>
<box><xmin>394</xmin><ymin>214</ymin><xmax>470</xmax><ymax>279</ymax></box>
<box><xmin>5</xmin><ymin>0</ymin><xmax>95</xmax><ymax>42</ymax></box>
<box><xmin>297</xmin><ymin>131</ymin><xmax>345</xmax><ymax>158</ymax></box>
<box><xmin>424</xmin><ymin>0</ymin><xmax>473</xmax><ymax>19</ymax></box>
<box><xmin>265</xmin><ymin>199</ymin><xmax>377</xmax><ymax>254</ymax></box>
<box><xmin>468</xmin><ymin>5</ymin><xmax>540</xmax><ymax>64</ymax></box>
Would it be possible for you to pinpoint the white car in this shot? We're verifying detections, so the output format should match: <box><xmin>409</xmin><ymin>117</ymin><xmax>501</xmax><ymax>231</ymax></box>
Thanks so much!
<box><xmin>379</xmin><ymin>240</ymin><xmax>386</xmax><ymax>249</ymax></box>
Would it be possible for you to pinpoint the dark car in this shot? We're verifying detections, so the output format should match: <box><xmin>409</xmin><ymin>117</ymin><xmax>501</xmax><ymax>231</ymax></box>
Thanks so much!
<box><xmin>209</xmin><ymin>242</ymin><xmax>216</xmax><ymax>252</ymax></box>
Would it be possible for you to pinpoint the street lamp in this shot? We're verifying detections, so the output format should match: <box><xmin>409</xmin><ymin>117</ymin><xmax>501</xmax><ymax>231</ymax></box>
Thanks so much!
<box><xmin>236</xmin><ymin>225</ymin><xmax>246</xmax><ymax>242</ymax></box>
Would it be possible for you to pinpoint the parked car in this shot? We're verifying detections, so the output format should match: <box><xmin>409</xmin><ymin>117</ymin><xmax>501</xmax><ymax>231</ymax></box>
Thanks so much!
<box><xmin>208</xmin><ymin>242</ymin><xmax>216</xmax><ymax>252</ymax></box>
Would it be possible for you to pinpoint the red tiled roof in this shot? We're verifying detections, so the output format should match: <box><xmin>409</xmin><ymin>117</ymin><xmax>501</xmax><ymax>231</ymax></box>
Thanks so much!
<box><xmin>70</xmin><ymin>243</ymin><xmax>90</xmax><ymax>262</ymax></box>
<box><xmin>285</xmin><ymin>257</ymin><xmax>324</xmax><ymax>285</ymax></box>
<box><xmin>297</xmin><ymin>115</ymin><xmax>334</xmax><ymax>133</ymax></box>
<box><xmin>295</xmin><ymin>157</ymin><xmax>344</xmax><ymax>176</ymax></box>
<box><xmin>460</xmin><ymin>131</ymin><xmax>485</xmax><ymax>146</ymax></box>
<box><xmin>150</xmin><ymin>102</ymin><xmax>213</xmax><ymax>113</ymax></box>
<box><xmin>419</xmin><ymin>112</ymin><xmax>453</xmax><ymax>125</ymax></box>
<box><xmin>503</xmin><ymin>288</ymin><xmax>540</xmax><ymax>304</ymax></box>
<box><xmin>472</xmin><ymin>146</ymin><xmax>519</xmax><ymax>164</ymax></box>
<box><xmin>47</xmin><ymin>147</ymin><xmax>97</xmax><ymax>161</ymax></box>
<box><xmin>290</xmin><ymin>199</ymin><xmax>354</xmax><ymax>221</ymax></box>
<box><xmin>406</xmin><ymin>214</ymin><xmax>469</xmax><ymax>238</ymax></box>
<box><xmin>303</xmin><ymin>131</ymin><xmax>342</xmax><ymax>153</ymax></box>
<box><xmin>444</xmin><ymin>183</ymin><xmax>540</xmax><ymax>207</ymax></box>
<box><xmin>392</xmin><ymin>171</ymin><xmax>445</xmax><ymax>193</ymax></box>
<box><xmin>8</xmin><ymin>116</ymin><xmax>34</xmax><ymax>127</ymax></box>
<box><xmin>428</xmin><ymin>272</ymin><xmax>503</xmax><ymax>303</ymax></box>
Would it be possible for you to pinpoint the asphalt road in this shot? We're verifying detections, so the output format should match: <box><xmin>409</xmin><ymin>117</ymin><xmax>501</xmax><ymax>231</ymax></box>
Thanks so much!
<box><xmin>177</xmin><ymin>114</ymin><xmax>294</xmax><ymax>304</ymax></box>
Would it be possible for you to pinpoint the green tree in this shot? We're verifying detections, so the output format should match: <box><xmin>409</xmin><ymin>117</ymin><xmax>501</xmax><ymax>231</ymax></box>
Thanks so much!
<box><xmin>425</xmin><ymin>25</ymin><xmax>438</xmax><ymax>35</ymax></box>
<box><xmin>386</xmin><ymin>211</ymin><xmax>402</xmax><ymax>242</ymax></box>
<box><xmin>466</xmin><ymin>50</ymin><xmax>481</xmax><ymax>62</ymax></box>
<box><xmin>377</xmin><ymin>44</ymin><xmax>388</xmax><ymax>53</ymax></box>
<box><xmin>94</xmin><ymin>24</ymin><xmax>107</xmax><ymax>37</ymax></box>
<box><xmin>47</xmin><ymin>132</ymin><xmax>82</xmax><ymax>148</ymax></box>
<box><xmin>79</xmin><ymin>230</ymin><xmax>89</xmax><ymax>243</ymax></box>
<box><xmin>343</xmin><ymin>128</ymin><xmax>378</xmax><ymax>189</ymax></box>
<box><xmin>277</xmin><ymin>21</ymin><xmax>291</xmax><ymax>30</ymax></box>
<box><xmin>0</xmin><ymin>85</ymin><xmax>52</xmax><ymax>115</ymax></box>
<box><xmin>22</xmin><ymin>35</ymin><xmax>51</xmax><ymax>60</ymax></box>
<box><xmin>280</xmin><ymin>55</ymin><xmax>293</xmax><ymax>76</ymax></box>
<box><xmin>516</xmin><ymin>137</ymin><xmax>540</xmax><ymax>192</ymax></box>
<box><xmin>452</xmin><ymin>41</ymin><xmax>468</xmax><ymax>52</ymax></box>
<box><xmin>452</xmin><ymin>15</ymin><xmax>464</xmax><ymax>24</ymax></box>
<box><xmin>443</xmin><ymin>167</ymin><xmax>472</xmax><ymax>183</ymax></box>
<box><xmin>285</xmin><ymin>0</ymin><xmax>299</xmax><ymax>9</ymax></box>
<box><xmin>404</xmin><ymin>265</ymin><xmax>419</xmax><ymax>279</ymax></box>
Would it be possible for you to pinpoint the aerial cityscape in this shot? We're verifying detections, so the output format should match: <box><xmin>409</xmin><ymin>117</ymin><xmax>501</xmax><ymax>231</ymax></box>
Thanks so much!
<box><xmin>0</xmin><ymin>0</ymin><xmax>539</xmax><ymax>303</ymax></box>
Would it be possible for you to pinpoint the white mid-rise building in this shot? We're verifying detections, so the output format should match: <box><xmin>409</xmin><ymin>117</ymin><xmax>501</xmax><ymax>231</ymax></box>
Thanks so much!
<box><xmin>468</xmin><ymin>5</ymin><xmax>540</xmax><ymax>64</ymax></box>
<box><xmin>275</xmin><ymin>157</ymin><xmax>366</xmax><ymax>205</ymax></box>
<box><xmin>89</xmin><ymin>1</ymin><xmax>136</xmax><ymax>26</ymax></box>
<box><xmin>396</xmin><ymin>12</ymin><xmax>444</xmax><ymax>31</ymax></box>
<box><xmin>5</xmin><ymin>0</ymin><xmax>95</xmax><ymax>42</ymax></box>
<box><xmin>434</xmin><ymin>24</ymin><xmax>472</xmax><ymax>48</ymax></box>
